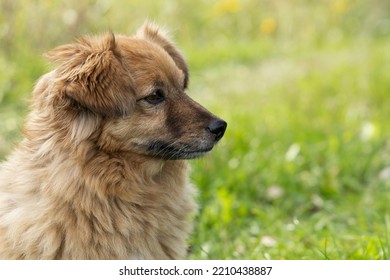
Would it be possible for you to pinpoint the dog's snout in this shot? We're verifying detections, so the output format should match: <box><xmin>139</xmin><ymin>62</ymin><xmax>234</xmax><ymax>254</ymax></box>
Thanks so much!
<box><xmin>207</xmin><ymin>119</ymin><xmax>227</xmax><ymax>141</ymax></box>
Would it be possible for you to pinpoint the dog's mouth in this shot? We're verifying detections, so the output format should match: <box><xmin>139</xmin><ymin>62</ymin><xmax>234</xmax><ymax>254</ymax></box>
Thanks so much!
<box><xmin>146</xmin><ymin>141</ymin><xmax>214</xmax><ymax>160</ymax></box>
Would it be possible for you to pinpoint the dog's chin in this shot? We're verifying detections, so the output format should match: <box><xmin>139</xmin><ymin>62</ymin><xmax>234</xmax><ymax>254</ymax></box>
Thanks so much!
<box><xmin>146</xmin><ymin>141</ymin><xmax>214</xmax><ymax>160</ymax></box>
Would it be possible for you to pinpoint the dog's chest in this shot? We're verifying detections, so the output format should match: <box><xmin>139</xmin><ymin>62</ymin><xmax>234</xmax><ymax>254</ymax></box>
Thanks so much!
<box><xmin>57</xmin><ymin>181</ymin><xmax>196</xmax><ymax>260</ymax></box>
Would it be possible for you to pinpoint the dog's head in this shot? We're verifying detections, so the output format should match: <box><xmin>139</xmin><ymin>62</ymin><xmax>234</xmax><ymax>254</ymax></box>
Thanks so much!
<box><xmin>45</xmin><ymin>23</ymin><xmax>226</xmax><ymax>160</ymax></box>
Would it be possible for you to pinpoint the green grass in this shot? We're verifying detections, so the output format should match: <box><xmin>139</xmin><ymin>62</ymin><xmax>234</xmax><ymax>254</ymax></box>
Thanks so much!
<box><xmin>1</xmin><ymin>0</ymin><xmax>390</xmax><ymax>259</ymax></box>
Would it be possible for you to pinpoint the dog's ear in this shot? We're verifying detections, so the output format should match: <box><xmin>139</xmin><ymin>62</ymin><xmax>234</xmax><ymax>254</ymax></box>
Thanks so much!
<box><xmin>137</xmin><ymin>22</ymin><xmax>189</xmax><ymax>89</ymax></box>
<box><xmin>46</xmin><ymin>33</ymin><xmax>136</xmax><ymax>116</ymax></box>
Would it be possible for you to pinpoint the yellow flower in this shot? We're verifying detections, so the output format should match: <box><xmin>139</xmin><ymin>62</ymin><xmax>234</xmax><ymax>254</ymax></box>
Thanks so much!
<box><xmin>214</xmin><ymin>0</ymin><xmax>240</xmax><ymax>16</ymax></box>
<box><xmin>260</xmin><ymin>17</ymin><xmax>277</xmax><ymax>34</ymax></box>
<box><xmin>331</xmin><ymin>0</ymin><xmax>349</xmax><ymax>14</ymax></box>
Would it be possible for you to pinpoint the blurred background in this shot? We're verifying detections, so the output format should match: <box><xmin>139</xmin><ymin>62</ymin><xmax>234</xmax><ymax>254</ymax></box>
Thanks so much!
<box><xmin>0</xmin><ymin>0</ymin><xmax>389</xmax><ymax>259</ymax></box>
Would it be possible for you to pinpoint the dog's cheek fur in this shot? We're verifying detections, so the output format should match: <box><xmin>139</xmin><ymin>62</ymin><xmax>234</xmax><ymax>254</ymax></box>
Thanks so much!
<box><xmin>97</xmin><ymin>109</ymin><xmax>169</xmax><ymax>154</ymax></box>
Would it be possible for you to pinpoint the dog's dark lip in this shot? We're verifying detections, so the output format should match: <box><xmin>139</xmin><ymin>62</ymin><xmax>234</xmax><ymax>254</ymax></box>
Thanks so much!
<box><xmin>147</xmin><ymin>141</ymin><xmax>214</xmax><ymax>160</ymax></box>
<box><xmin>178</xmin><ymin>148</ymin><xmax>213</xmax><ymax>160</ymax></box>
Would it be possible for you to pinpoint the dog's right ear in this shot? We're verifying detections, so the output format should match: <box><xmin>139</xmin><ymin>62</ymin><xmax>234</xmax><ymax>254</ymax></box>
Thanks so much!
<box><xmin>137</xmin><ymin>22</ymin><xmax>189</xmax><ymax>89</ymax></box>
<box><xmin>46</xmin><ymin>33</ymin><xmax>136</xmax><ymax>117</ymax></box>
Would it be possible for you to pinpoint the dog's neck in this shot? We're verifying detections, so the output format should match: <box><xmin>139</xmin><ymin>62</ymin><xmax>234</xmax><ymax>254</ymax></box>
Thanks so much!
<box><xmin>71</xmin><ymin>140</ymin><xmax>189</xmax><ymax>201</ymax></box>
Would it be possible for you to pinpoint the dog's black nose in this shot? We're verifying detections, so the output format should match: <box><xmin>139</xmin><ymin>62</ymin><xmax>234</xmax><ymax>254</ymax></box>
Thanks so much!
<box><xmin>207</xmin><ymin>119</ymin><xmax>227</xmax><ymax>141</ymax></box>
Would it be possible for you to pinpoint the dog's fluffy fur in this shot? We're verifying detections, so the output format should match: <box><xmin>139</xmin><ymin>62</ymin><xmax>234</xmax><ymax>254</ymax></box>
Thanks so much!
<box><xmin>0</xmin><ymin>23</ymin><xmax>226</xmax><ymax>259</ymax></box>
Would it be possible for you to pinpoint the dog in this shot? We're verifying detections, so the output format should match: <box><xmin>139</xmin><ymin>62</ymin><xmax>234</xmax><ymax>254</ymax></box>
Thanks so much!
<box><xmin>0</xmin><ymin>22</ymin><xmax>226</xmax><ymax>259</ymax></box>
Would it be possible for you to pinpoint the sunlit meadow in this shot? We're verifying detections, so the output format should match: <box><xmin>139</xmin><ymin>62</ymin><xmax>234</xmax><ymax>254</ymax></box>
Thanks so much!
<box><xmin>1</xmin><ymin>0</ymin><xmax>389</xmax><ymax>259</ymax></box>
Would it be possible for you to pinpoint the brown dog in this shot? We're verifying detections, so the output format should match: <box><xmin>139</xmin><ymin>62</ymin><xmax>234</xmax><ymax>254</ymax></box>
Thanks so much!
<box><xmin>0</xmin><ymin>23</ymin><xmax>226</xmax><ymax>259</ymax></box>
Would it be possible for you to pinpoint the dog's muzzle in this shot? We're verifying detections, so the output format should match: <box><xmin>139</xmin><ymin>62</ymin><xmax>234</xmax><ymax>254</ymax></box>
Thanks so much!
<box><xmin>146</xmin><ymin>118</ymin><xmax>227</xmax><ymax>160</ymax></box>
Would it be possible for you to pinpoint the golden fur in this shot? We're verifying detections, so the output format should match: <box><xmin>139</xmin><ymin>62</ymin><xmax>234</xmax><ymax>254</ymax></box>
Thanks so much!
<box><xmin>0</xmin><ymin>23</ymin><xmax>226</xmax><ymax>259</ymax></box>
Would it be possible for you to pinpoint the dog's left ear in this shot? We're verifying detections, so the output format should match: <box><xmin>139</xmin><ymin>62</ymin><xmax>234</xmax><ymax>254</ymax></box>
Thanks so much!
<box><xmin>46</xmin><ymin>33</ymin><xmax>136</xmax><ymax>117</ymax></box>
<box><xmin>137</xmin><ymin>22</ymin><xmax>189</xmax><ymax>89</ymax></box>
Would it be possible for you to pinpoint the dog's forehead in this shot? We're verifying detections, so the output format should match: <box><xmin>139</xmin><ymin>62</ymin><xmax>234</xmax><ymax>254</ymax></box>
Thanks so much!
<box><xmin>118</xmin><ymin>38</ymin><xmax>185</xmax><ymax>89</ymax></box>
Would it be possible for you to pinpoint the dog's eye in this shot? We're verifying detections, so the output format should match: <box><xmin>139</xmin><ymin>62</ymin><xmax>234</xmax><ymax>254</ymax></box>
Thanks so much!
<box><xmin>144</xmin><ymin>89</ymin><xmax>165</xmax><ymax>105</ymax></box>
